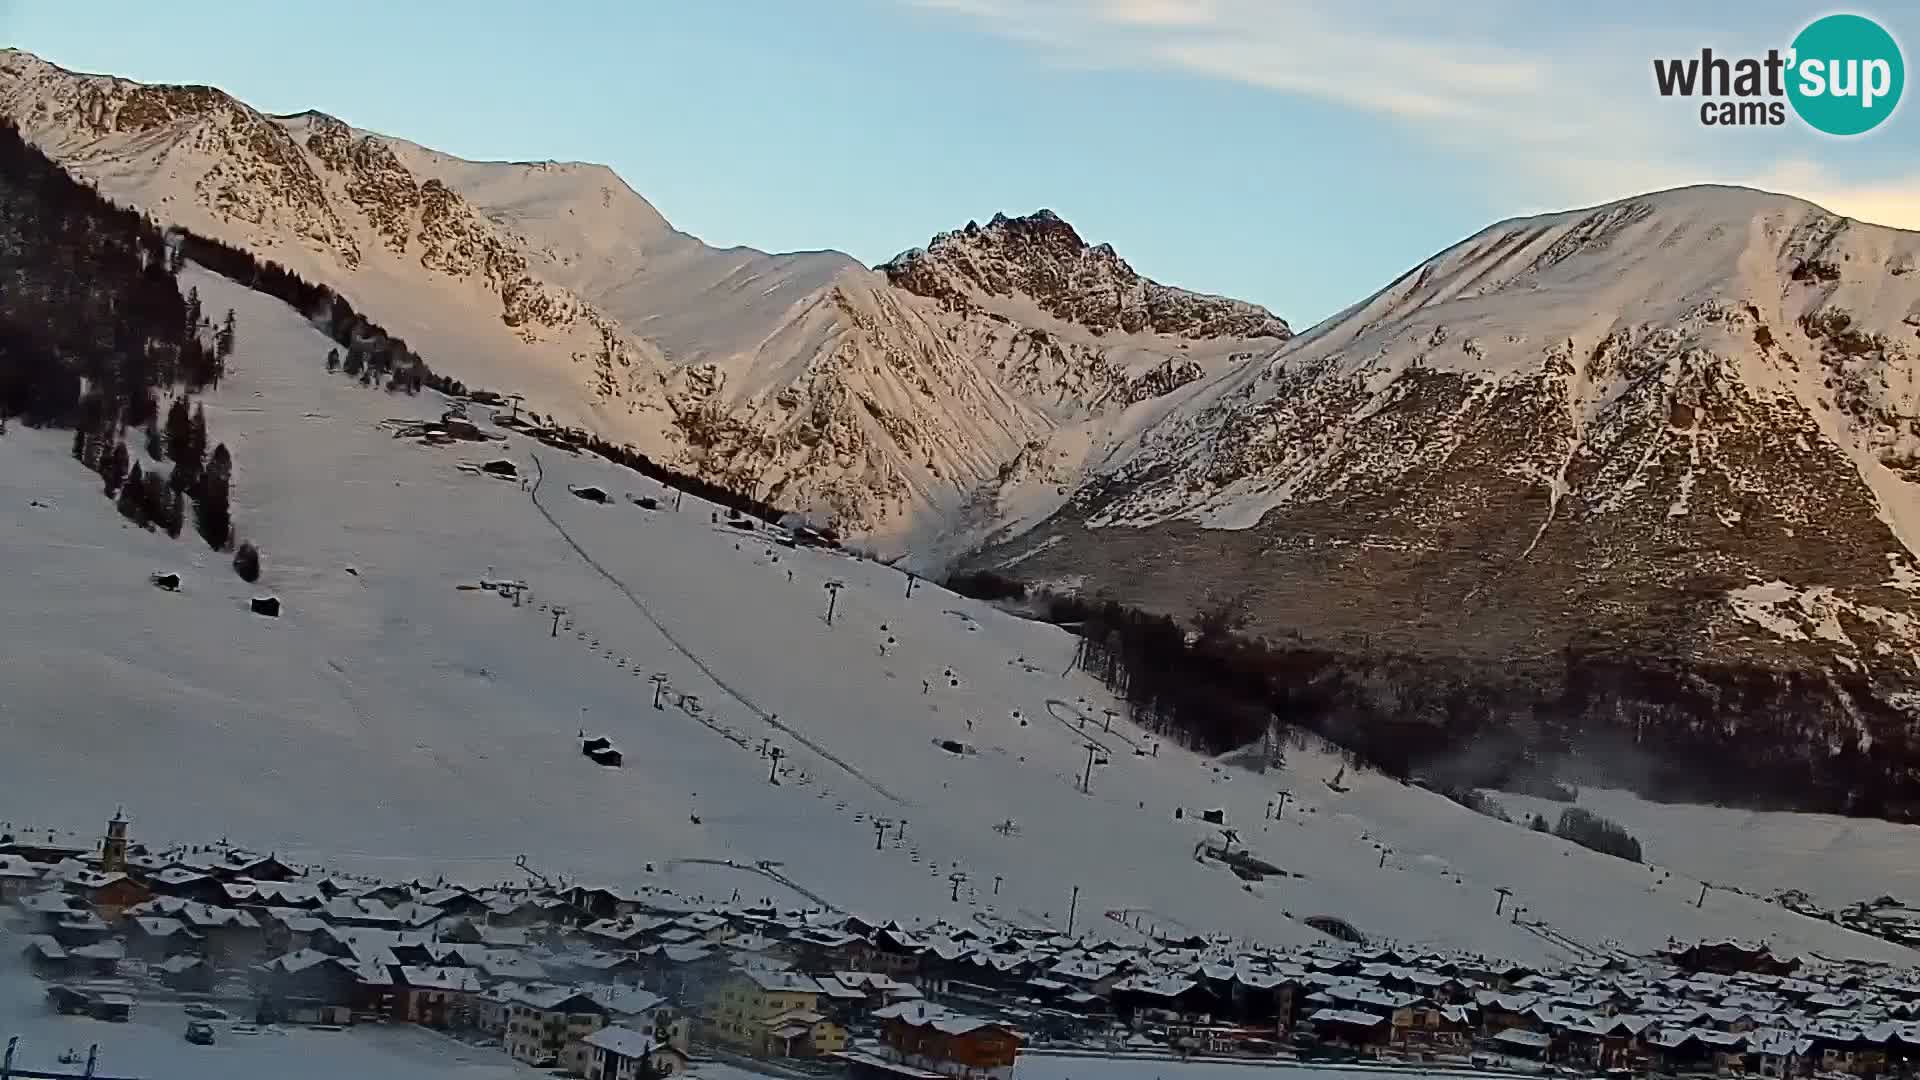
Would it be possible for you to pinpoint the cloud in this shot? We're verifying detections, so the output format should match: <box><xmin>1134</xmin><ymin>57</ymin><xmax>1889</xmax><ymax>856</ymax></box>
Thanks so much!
<box><xmin>911</xmin><ymin>0</ymin><xmax>1920</xmax><ymax>231</ymax></box>
<box><xmin>1738</xmin><ymin>162</ymin><xmax>1920</xmax><ymax>230</ymax></box>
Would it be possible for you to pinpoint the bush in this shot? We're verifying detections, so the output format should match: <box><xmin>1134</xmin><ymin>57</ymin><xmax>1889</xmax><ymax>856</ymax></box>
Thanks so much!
<box><xmin>232</xmin><ymin>542</ymin><xmax>261</xmax><ymax>583</ymax></box>
<box><xmin>1554</xmin><ymin>807</ymin><xmax>1641</xmax><ymax>862</ymax></box>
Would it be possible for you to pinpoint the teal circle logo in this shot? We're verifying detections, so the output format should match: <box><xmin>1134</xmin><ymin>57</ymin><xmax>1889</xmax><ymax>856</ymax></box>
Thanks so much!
<box><xmin>1787</xmin><ymin>14</ymin><xmax>1905</xmax><ymax>135</ymax></box>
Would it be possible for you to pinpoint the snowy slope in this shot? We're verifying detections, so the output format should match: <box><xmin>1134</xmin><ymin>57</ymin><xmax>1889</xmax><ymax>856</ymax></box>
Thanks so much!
<box><xmin>0</xmin><ymin>264</ymin><xmax>1912</xmax><ymax>969</ymax></box>
<box><xmin>0</xmin><ymin>48</ymin><xmax>1286</xmax><ymax>548</ymax></box>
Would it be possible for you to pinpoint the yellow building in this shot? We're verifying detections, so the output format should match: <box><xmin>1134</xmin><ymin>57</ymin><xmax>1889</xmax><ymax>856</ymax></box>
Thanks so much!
<box><xmin>705</xmin><ymin>970</ymin><xmax>846</xmax><ymax>1058</ymax></box>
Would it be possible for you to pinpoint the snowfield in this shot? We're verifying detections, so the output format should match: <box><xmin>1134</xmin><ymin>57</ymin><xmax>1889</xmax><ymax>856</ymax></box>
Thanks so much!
<box><xmin>0</xmin><ymin>968</ymin><xmax>536</xmax><ymax>1080</ymax></box>
<box><xmin>2</xmin><ymin>265</ymin><xmax>1917</xmax><ymax>988</ymax></box>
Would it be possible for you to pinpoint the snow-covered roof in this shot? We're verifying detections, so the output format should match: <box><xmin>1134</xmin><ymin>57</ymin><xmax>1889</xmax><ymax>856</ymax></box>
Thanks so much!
<box><xmin>742</xmin><ymin>969</ymin><xmax>822</xmax><ymax>994</ymax></box>
<box><xmin>399</xmin><ymin>966</ymin><xmax>483</xmax><ymax>992</ymax></box>
<box><xmin>582</xmin><ymin>1025</ymin><xmax>657</xmax><ymax>1058</ymax></box>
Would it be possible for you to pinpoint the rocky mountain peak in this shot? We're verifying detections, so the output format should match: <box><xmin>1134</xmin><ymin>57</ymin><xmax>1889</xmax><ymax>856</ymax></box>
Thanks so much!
<box><xmin>883</xmin><ymin>209</ymin><xmax>1291</xmax><ymax>342</ymax></box>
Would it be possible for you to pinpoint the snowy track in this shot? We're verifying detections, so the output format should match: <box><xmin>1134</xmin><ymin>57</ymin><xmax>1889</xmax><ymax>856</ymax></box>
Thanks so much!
<box><xmin>663</xmin><ymin>857</ymin><xmax>838</xmax><ymax>910</ymax></box>
<box><xmin>525</xmin><ymin>455</ymin><xmax>909</xmax><ymax>807</ymax></box>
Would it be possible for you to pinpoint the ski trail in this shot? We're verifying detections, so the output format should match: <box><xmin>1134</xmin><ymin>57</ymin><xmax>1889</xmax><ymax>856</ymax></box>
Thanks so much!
<box><xmin>527</xmin><ymin>455</ymin><xmax>908</xmax><ymax>806</ymax></box>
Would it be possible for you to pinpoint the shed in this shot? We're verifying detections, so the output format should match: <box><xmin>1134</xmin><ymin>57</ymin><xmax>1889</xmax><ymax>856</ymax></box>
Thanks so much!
<box><xmin>150</xmin><ymin>572</ymin><xmax>181</xmax><ymax>592</ymax></box>
<box><xmin>481</xmin><ymin>459</ymin><xmax>518</xmax><ymax>478</ymax></box>
<box><xmin>570</xmin><ymin>485</ymin><xmax>609</xmax><ymax>503</ymax></box>
<box><xmin>582</xmin><ymin>737</ymin><xmax>623</xmax><ymax>767</ymax></box>
<box><xmin>250</xmin><ymin>596</ymin><xmax>281</xmax><ymax>617</ymax></box>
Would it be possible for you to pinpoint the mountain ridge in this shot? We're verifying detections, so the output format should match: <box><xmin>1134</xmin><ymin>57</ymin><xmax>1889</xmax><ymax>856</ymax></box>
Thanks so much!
<box><xmin>958</xmin><ymin>184</ymin><xmax>1920</xmax><ymax>817</ymax></box>
<box><xmin>0</xmin><ymin>47</ymin><xmax>1285</xmax><ymax>546</ymax></box>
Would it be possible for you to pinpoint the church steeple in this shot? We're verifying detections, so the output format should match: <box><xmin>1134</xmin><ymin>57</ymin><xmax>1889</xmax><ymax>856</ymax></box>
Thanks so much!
<box><xmin>101</xmin><ymin>808</ymin><xmax>129</xmax><ymax>874</ymax></box>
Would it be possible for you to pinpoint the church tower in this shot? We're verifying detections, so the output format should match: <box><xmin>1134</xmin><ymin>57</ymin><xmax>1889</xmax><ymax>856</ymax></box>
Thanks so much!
<box><xmin>101</xmin><ymin>808</ymin><xmax>129</xmax><ymax>874</ymax></box>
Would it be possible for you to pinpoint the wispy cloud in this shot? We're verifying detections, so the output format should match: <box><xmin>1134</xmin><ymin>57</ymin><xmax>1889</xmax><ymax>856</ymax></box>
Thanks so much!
<box><xmin>912</xmin><ymin>0</ymin><xmax>1920</xmax><ymax>231</ymax></box>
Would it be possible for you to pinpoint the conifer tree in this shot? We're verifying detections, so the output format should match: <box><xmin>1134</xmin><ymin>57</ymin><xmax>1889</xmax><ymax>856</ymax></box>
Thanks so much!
<box><xmin>184</xmin><ymin>287</ymin><xmax>202</xmax><ymax>335</ymax></box>
<box><xmin>103</xmin><ymin>442</ymin><xmax>130</xmax><ymax>496</ymax></box>
<box><xmin>165</xmin><ymin>397</ymin><xmax>192</xmax><ymax>463</ymax></box>
<box><xmin>189</xmin><ymin>404</ymin><xmax>209</xmax><ymax>467</ymax></box>
<box><xmin>117</xmin><ymin>463</ymin><xmax>148</xmax><ymax>526</ymax></box>
<box><xmin>72</xmin><ymin>427</ymin><xmax>85</xmax><ymax>461</ymax></box>
<box><xmin>164</xmin><ymin>489</ymin><xmax>186</xmax><ymax>538</ymax></box>
<box><xmin>217</xmin><ymin>309</ymin><xmax>236</xmax><ymax>358</ymax></box>
<box><xmin>326</xmin><ymin>347</ymin><xmax>340</xmax><ymax>373</ymax></box>
<box><xmin>144</xmin><ymin>415</ymin><xmax>164</xmax><ymax>460</ymax></box>
<box><xmin>233</xmin><ymin>541</ymin><xmax>261</xmax><ymax>583</ymax></box>
<box><xmin>194</xmin><ymin>442</ymin><xmax>233</xmax><ymax>550</ymax></box>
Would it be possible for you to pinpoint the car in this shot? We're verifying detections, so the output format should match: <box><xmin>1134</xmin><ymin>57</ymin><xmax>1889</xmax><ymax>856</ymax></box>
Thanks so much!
<box><xmin>185</xmin><ymin>1021</ymin><xmax>216</xmax><ymax>1045</ymax></box>
<box><xmin>185</xmin><ymin>1004</ymin><xmax>230</xmax><ymax>1020</ymax></box>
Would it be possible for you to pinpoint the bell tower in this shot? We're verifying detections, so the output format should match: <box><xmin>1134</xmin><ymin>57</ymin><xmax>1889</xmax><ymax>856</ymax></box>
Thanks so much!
<box><xmin>102</xmin><ymin>808</ymin><xmax>129</xmax><ymax>874</ymax></box>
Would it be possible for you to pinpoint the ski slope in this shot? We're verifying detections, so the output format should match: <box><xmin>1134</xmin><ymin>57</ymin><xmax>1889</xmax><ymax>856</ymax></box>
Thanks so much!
<box><xmin>0</xmin><ymin>265</ymin><xmax>1913</xmax><ymax>968</ymax></box>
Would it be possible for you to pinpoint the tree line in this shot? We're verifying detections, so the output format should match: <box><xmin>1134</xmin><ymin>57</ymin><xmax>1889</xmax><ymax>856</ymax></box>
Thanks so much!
<box><xmin>170</xmin><ymin>229</ymin><xmax>442</xmax><ymax>396</ymax></box>
<box><xmin>0</xmin><ymin>118</ymin><xmax>247</xmax><ymax>558</ymax></box>
<box><xmin>945</xmin><ymin>568</ymin><xmax>1920</xmax><ymax>822</ymax></box>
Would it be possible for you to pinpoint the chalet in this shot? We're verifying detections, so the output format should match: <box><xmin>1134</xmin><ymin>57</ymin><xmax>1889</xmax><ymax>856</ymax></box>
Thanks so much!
<box><xmin>70</xmin><ymin>940</ymin><xmax>125</xmax><ymax>976</ymax></box>
<box><xmin>155</xmin><ymin>954</ymin><xmax>216</xmax><ymax>994</ymax></box>
<box><xmin>1110</xmin><ymin>974</ymin><xmax>1219</xmax><ymax>1023</ymax></box>
<box><xmin>1389</xmin><ymin>1000</ymin><xmax>1472</xmax><ymax>1053</ymax></box>
<box><xmin>674</xmin><ymin>911</ymin><xmax>735</xmax><ymax>943</ymax></box>
<box><xmin>258</xmin><ymin>950</ymin><xmax>362</xmax><ymax>1018</ymax></box>
<box><xmin>143</xmin><ymin>866</ymin><xmax>227</xmax><ymax>904</ymax></box>
<box><xmin>1305</xmin><ymin>1008</ymin><xmax>1390</xmax><ymax>1051</ymax></box>
<box><xmin>174</xmin><ymin>902</ymin><xmax>267</xmax><ymax>962</ymax></box>
<box><xmin>1752</xmin><ymin>1028</ymin><xmax>1815</xmax><ymax>1078</ymax></box>
<box><xmin>645</xmin><ymin>943</ymin><xmax>727</xmax><ymax>1002</ymax></box>
<box><xmin>52</xmin><ymin>910</ymin><xmax>113</xmax><ymax>947</ymax></box>
<box><xmin>186</xmin><ymin>850</ymin><xmax>297</xmax><ymax>883</ymax></box>
<box><xmin>125</xmin><ymin>915</ymin><xmax>202</xmax><ymax>960</ymax></box>
<box><xmin>792</xmin><ymin>929</ymin><xmax>864</xmax><ymax>970</ymax></box>
<box><xmin>583</xmin><ymin>1024</ymin><xmax>690</xmax><ymax>1079</ymax></box>
<box><xmin>419</xmin><ymin>888</ymin><xmax>494</xmax><ymax>920</ymax></box>
<box><xmin>21</xmin><ymin>935</ymin><xmax>69</xmax><ymax>977</ymax></box>
<box><xmin>503</xmin><ymin>985</ymin><xmax>610</xmax><ymax>1073</ymax></box>
<box><xmin>0</xmin><ymin>835</ymin><xmax>90</xmax><ymax>865</ymax></box>
<box><xmin>0</xmin><ymin>854</ymin><xmax>43</xmax><ymax>899</ymax></box>
<box><xmin>757</xmin><ymin>1007</ymin><xmax>848</xmax><ymax>1059</ymax></box>
<box><xmin>61</xmin><ymin>869</ymin><xmax>150</xmax><ymax>919</ymax></box>
<box><xmin>1494</xmin><ymin>1027</ymin><xmax>1554</xmax><ymax>1061</ymax></box>
<box><xmin>1669</xmin><ymin>941</ymin><xmax>1802</xmax><ymax>977</ymax></box>
<box><xmin>396</xmin><ymin>966</ymin><xmax>484</xmax><ymax>1028</ymax></box>
<box><xmin>875</xmin><ymin>1001</ymin><xmax>1022</xmax><ymax>1080</ymax></box>
<box><xmin>569</xmin><ymin>886</ymin><xmax>650</xmax><ymax>922</ymax></box>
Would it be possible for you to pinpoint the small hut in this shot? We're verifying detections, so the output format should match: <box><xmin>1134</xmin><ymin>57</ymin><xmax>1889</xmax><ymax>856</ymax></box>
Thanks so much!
<box><xmin>581</xmin><ymin>737</ymin><xmax>623</xmax><ymax>767</ymax></box>
<box><xmin>150</xmin><ymin>572</ymin><xmax>181</xmax><ymax>592</ymax></box>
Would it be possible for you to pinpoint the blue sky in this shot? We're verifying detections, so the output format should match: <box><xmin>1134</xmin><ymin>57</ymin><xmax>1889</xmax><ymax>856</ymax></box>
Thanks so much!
<box><xmin>7</xmin><ymin>0</ymin><xmax>1915</xmax><ymax>326</ymax></box>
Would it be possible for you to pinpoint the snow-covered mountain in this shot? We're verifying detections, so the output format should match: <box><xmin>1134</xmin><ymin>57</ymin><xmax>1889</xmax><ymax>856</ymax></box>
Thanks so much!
<box><xmin>1</xmin><ymin>262</ymin><xmax>1911</xmax><ymax>970</ymax></box>
<box><xmin>0</xmin><ymin>48</ymin><xmax>1287</xmax><ymax>546</ymax></box>
<box><xmin>967</xmin><ymin>186</ymin><xmax>1920</xmax><ymax>809</ymax></box>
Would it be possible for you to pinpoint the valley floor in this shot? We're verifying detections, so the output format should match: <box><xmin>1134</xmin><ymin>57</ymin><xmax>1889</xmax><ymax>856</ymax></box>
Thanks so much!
<box><xmin>1</xmin><ymin>264</ymin><xmax>1917</xmax><ymax>977</ymax></box>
